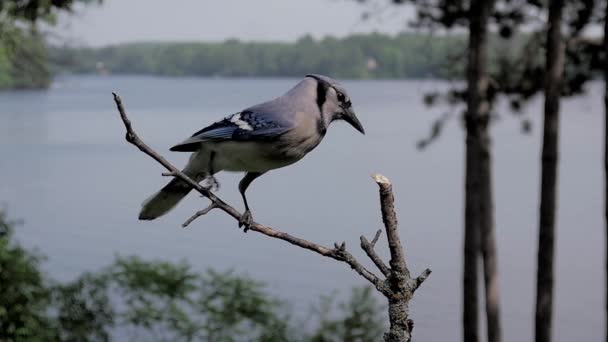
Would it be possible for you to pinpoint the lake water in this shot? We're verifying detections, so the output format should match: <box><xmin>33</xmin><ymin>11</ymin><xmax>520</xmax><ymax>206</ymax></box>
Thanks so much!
<box><xmin>0</xmin><ymin>75</ymin><xmax>604</xmax><ymax>341</ymax></box>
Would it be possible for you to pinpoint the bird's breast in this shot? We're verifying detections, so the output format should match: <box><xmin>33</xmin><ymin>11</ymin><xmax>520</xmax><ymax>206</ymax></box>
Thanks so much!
<box><xmin>274</xmin><ymin>131</ymin><xmax>323</xmax><ymax>160</ymax></box>
<box><xmin>209</xmin><ymin>140</ymin><xmax>307</xmax><ymax>172</ymax></box>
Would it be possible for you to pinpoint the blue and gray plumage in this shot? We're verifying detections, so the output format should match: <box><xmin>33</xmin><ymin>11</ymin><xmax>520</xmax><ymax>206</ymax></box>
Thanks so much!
<box><xmin>139</xmin><ymin>74</ymin><xmax>365</xmax><ymax>227</ymax></box>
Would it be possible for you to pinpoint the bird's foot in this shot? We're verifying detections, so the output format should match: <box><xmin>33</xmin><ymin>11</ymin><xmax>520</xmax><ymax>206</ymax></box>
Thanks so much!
<box><xmin>239</xmin><ymin>210</ymin><xmax>253</xmax><ymax>232</ymax></box>
<box><xmin>201</xmin><ymin>175</ymin><xmax>220</xmax><ymax>191</ymax></box>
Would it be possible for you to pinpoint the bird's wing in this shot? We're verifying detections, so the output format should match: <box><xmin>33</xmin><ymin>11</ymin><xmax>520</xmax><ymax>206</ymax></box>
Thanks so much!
<box><xmin>170</xmin><ymin>109</ymin><xmax>293</xmax><ymax>152</ymax></box>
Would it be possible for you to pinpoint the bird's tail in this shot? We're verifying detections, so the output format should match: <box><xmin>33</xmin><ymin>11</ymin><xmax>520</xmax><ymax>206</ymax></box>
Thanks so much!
<box><xmin>138</xmin><ymin>177</ymin><xmax>196</xmax><ymax>220</ymax></box>
<box><xmin>138</xmin><ymin>149</ymin><xmax>210</xmax><ymax>220</ymax></box>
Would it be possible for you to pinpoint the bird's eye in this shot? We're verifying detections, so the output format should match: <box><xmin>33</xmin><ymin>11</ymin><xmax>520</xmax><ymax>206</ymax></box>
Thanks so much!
<box><xmin>337</xmin><ymin>92</ymin><xmax>345</xmax><ymax>103</ymax></box>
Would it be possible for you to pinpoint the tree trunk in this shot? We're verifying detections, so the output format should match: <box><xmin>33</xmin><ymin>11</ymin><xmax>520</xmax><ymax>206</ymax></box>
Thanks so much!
<box><xmin>477</xmin><ymin>17</ymin><xmax>501</xmax><ymax>342</ymax></box>
<box><xmin>464</xmin><ymin>1</ymin><xmax>499</xmax><ymax>342</ymax></box>
<box><xmin>480</xmin><ymin>124</ymin><xmax>501</xmax><ymax>342</ymax></box>
<box><xmin>603</xmin><ymin>0</ymin><xmax>608</xmax><ymax>342</ymax></box>
<box><xmin>385</xmin><ymin>298</ymin><xmax>411</xmax><ymax>342</ymax></box>
<box><xmin>535</xmin><ymin>1</ymin><xmax>565</xmax><ymax>342</ymax></box>
<box><xmin>463</xmin><ymin>129</ymin><xmax>480</xmax><ymax>342</ymax></box>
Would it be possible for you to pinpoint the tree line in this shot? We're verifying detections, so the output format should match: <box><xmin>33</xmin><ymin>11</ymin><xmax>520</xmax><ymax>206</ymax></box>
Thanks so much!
<box><xmin>48</xmin><ymin>33</ymin><xmax>464</xmax><ymax>79</ymax></box>
<box><xmin>49</xmin><ymin>32</ymin><xmax>543</xmax><ymax>80</ymax></box>
<box><xmin>4</xmin><ymin>29</ymin><xmax>533</xmax><ymax>89</ymax></box>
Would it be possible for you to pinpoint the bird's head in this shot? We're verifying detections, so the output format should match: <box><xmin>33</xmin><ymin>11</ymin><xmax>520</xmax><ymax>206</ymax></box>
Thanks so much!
<box><xmin>305</xmin><ymin>74</ymin><xmax>365</xmax><ymax>135</ymax></box>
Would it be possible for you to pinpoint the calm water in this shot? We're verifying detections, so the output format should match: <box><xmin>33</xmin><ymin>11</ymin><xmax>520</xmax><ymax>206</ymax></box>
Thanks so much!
<box><xmin>0</xmin><ymin>75</ymin><xmax>604</xmax><ymax>341</ymax></box>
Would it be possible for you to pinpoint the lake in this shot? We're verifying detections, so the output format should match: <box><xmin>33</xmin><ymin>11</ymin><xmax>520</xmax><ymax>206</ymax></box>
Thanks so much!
<box><xmin>0</xmin><ymin>75</ymin><xmax>604</xmax><ymax>341</ymax></box>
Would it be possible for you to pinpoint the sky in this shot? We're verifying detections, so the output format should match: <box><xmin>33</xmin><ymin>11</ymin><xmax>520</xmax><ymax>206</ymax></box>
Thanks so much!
<box><xmin>53</xmin><ymin>0</ymin><xmax>415</xmax><ymax>47</ymax></box>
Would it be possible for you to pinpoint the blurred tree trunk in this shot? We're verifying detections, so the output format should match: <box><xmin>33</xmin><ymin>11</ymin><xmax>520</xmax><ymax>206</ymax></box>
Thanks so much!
<box><xmin>535</xmin><ymin>1</ymin><xmax>565</xmax><ymax>342</ymax></box>
<box><xmin>603</xmin><ymin>0</ymin><xmax>608</xmax><ymax>342</ymax></box>
<box><xmin>464</xmin><ymin>1</ymin><xmax>500</xmax><ymax>342</ymax></box>
<box><xmin>479</xmin><ymin>94</ymin><xmax>501</xmax><ymax>342</ymax></box>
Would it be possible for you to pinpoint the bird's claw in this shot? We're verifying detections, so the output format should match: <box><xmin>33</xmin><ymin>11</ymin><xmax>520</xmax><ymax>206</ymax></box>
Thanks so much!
<box><xmin>239</xmin><ymin>210</ymin><xmax>253</xmax><ymax>232</ymax></box>
<box><xmin>201</xmin><ymin>175</ymin><xmax>220</xmax><ymax>191</ymax></box>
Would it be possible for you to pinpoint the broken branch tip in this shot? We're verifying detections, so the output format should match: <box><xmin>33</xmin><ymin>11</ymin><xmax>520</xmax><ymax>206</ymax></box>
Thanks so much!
<box><xmin>372</xmin><ymin>174</ymin><xmax>391</xmax><ymax>185</ymax></box>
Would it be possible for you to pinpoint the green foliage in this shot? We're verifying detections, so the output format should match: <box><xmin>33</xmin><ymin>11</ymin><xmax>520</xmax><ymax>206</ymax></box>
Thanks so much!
<box><xmin>51</xmin><ymin>273</ymin><xmax>114</xmax><ymax>342</ymax></box>
<box><xmin>0</xmin><ymin>211</ymin><xmax>385</xmax><ymax>341</ymax></box>
<box><xmin>0</xmin><ymin>0</ymin><xmax>102</xmax><ymax>23</ymax></box>
<box><xmin>0</xmin><ymin>44</ymin><xmax>13</xmax><ymax>88</ymax></box>
<box><xmin>0</xmin><ymin>0</ymin><xmax>101</xmax><ymax>90</ymax></box>
<box><xmin>0</xmin><ymin>21</ymin><xmax>48</xmax><ymax>91</ymax></box>
<box><xmin>0</xmin><ymin>210</ymin><xmax>55</xmax><ymax>342</ymax></box>
<box><xmin>53</xmin><ymin>257</ymin><xmax>291</xmax><ymax>342</ymax></box>
<box><xmin>308</xmin><ymin>287</ymin><xmax>386</xmax><ymax>342</ymax></box>
<box><xmin>0</xmin><ymin>26</ymin><xmax>52</xmax><ymax>90</ymax></box>
<box><xmin>196</xmin><ymin>269</ymin><xmax>290</xmax><ymax>342</ymax></box>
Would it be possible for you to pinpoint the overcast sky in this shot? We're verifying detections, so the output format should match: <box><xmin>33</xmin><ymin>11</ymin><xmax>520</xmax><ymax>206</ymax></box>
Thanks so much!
<box><xmin>52</xmin><ymin>0</ymin><xmax>414</xmax><ymax>46</ymax></box>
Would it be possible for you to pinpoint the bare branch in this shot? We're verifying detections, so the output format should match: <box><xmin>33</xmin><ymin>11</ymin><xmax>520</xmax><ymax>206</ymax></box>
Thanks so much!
<box><xmin>373</xmin><ymin>174</ymin><xmax>409</xmax><ymax>279</ymax></box>
<box><xmin>361</xmin><ymin>231</ymin><xmax>391</xmax><ymax>277</ymax></box>
<box><xmin>112</xmin><ymin>92</ymin><xmax>387</xmax><ymax>291</ymax></box>
<box><xmin>112</xmin><ymin>93</ymin><xmax>431</xmax><ymax>341</ymax></box>
<box><xmin>333</xmin><ymin>246</ymin><xmax>389</xmax><ymax>294</ymax></box>
<box><xmin>412</xmin><ymin>269</ymin><xmax>433</xmax><ymax>292</ymax></box>
<box><xmin>182</xmin><ymin>203</ymin><xmax>218</xmax><ymax>228</ymax></box>
<box><xmin>370</xmin><ymin>229</ymin><xmax>382</xmax><ymax>246</ymax></box>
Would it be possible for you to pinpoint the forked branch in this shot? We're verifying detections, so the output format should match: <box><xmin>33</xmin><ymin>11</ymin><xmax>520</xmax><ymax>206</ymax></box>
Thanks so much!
<box><xmin>112</xmin><ymin>92</ymin><xmax>431</xmax><ymax>341</ymax></box>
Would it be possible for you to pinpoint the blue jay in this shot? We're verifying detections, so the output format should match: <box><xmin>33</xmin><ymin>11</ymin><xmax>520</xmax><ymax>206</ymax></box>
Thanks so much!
<box><xmin>139</xmin><ymin>74</ymin><xmax>364</xmax><ymax>227</ymax></box>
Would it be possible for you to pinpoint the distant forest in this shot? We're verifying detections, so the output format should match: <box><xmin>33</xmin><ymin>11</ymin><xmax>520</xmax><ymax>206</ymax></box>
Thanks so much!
<box><xmin>0</xmin><ymin>32</ymin><xmax>527</xmax><ymax>90</ymax></box>
<box><xmin>49</xmin><ymin>32</ymin><xmax>519</xmax><ymax>79</ymax></box>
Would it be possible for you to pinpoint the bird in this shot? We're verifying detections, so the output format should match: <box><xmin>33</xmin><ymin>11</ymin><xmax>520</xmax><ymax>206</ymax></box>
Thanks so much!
<box><xmin>138</xmin><ymin>74</ymin><xmax>365</xmax><ymax>228</ymax></box>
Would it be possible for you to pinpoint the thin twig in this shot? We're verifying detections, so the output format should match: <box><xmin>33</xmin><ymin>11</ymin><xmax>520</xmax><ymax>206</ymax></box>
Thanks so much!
<box><xmin>412</xmin><ymin>269</ymin><xmax>433</xmax><ymax>292</ymax></box>
<box><xmin>333</xmin><ymin>246</ymin><xmax>389</xmax><ymax>294</ymax></box>
<box><xmin>361</xmin><ymin>231</ymin><xmax>391</xmax><ymax>277</ymax></box>
<box><xmin>371</xmin><ymin>229</ymin><xmax>382</xmax><ymax>245</ymax></box>
<box><xmin>182</xmin><ymin>203</ymin><xmax>218</xmax><ymax>228</ymax></box>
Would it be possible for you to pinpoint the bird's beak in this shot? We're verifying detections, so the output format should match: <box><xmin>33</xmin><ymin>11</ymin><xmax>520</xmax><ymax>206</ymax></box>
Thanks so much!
<box><xmin>342</xmin><ymin>107</ymin><xmax>365</xmax><ymax>134</ymax></box>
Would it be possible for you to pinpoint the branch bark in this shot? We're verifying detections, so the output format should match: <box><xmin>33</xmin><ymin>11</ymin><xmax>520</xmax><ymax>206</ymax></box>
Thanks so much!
<box><xmin>112</xmin><ymin>93</ymin><xmax>431</xmax><ymax>341</ymax></box>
